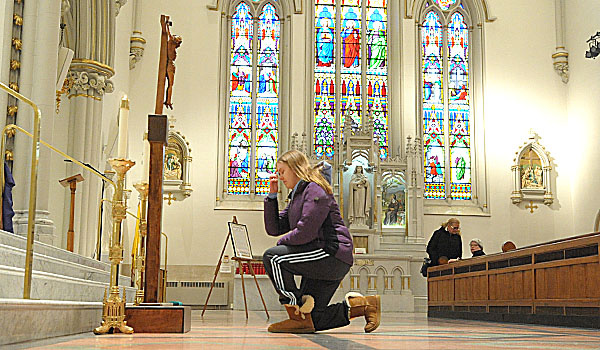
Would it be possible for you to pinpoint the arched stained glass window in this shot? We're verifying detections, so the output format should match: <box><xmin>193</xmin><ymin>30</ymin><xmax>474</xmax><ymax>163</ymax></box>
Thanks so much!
<box><xmin>421</xmin><ymin>1</ymin><xmax>471</xmax><ymax>201</ymax></box>
<box><xmin>228</xmin><ymin>1</ymin><xmax>281</xmax><ymax>196</ymax></box>
<box><xmin>313</xmin><ymin>0</ymin><xmax>389</xmax><ymax>159</ymax></box>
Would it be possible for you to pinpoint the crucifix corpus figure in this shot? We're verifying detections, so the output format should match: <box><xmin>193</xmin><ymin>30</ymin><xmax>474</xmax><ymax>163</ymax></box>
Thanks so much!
<box><xmin>163</xmin><ymin>17</ymin><xmax>182</xmax><ymax>110</ymax></box>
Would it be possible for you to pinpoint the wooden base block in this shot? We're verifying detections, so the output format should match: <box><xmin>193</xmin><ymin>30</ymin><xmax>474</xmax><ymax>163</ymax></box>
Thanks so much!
<box><xmin>125</xmin><ymin>305</ymin><xmax>191</xmax><ymax>333</ymax></box>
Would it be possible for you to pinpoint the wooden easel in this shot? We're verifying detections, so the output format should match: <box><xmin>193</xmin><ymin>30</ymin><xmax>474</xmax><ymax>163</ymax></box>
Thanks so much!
<box><xmin>201</xmin><ymin>216</ymin><xmax>269</xmax><ymax>319</ymax></box>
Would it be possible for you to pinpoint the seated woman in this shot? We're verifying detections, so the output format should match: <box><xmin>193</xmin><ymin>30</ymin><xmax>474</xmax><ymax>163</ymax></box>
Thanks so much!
<box><xmin>470</xmin><ymin>239</ymin><xmax>485</xmax><ymax>257</ymax></box>
<box><xmin>426</xmin><ymin>218</ymin><xmax>462</xmax><ymax>266</ymax></box>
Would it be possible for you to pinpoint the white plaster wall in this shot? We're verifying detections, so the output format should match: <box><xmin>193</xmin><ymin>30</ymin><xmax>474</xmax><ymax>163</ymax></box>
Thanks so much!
<box><xmin>110</xmin><ymin>0</ymin><xmax>597</xmax><ymax>267</ymax></box>
<box><xmin>564</xmin><ymin>0</ymin><xmax>600</xmax><ymax>234</ymax></box>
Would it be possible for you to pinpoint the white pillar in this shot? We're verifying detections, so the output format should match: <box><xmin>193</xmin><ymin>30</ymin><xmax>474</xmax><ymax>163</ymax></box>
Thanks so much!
<box><xmin>63</xmin><ymin>0</ymin><xmax>117</xmax><ymax>257</ymax></box>
<box><xmin>552</xmin><ymin>0</ymin><xmax>569</xmax><ymax>83</ymax></box>
<box><xmin>12</xmin><ymin>0</ymin><xmax>61</xmax><ymax>244</ymax></box>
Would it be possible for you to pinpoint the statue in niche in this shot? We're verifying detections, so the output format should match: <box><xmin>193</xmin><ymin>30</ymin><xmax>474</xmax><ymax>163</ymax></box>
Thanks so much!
<box><xmin>520</xmin><ymin>148</ymin><xmax>543</xmax><ymax>189</ymax></box>
<box><xmin>381</xmin><ymin>176</ymin><xmax>406</xmax><ymax>228</ymax></box>
<box><xmin>348</xmin><ymin>165</ymin><xmax>371</xmax><ymax>228</ymax></box>
<box><xmin>164</xmin><ymin>149</ymin><xmax>182</xmax><ymax>180</ymax></box>
<box><xmin>384</xmin><ymin>194</ymin><xmax>400</xmax><ymax>226</ymax></box>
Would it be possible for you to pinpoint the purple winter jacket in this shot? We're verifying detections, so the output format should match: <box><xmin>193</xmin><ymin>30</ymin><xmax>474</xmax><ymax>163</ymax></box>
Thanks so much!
<box><xmin>264</xmin><ymin>180</ymin><xmax>354</xmax><ymax>266</ymax></box>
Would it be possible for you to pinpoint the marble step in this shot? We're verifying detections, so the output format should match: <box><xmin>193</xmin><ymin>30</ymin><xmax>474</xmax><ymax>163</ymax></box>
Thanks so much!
<box><xmin>0</xmin><ymin>243</ymin><xmax>131</xmax><ymax>286</ymax></box>
<box><xmin>0</xmin><ymin>230</ymin><xmax>109</xmax><ymax>272</ymax></box>
<box><xmin>0</xmin><ymin>264</ymin><xmax>135</xmax><ymax>302</ymax></box>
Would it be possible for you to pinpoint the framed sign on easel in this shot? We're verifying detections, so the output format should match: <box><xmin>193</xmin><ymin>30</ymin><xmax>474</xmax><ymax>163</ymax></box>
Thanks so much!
<box><xmin>201</xmin><ymin>216</ymin><xmax>269</xmax><ymax>319</ymax></box>
<box><xmin>229</xmin><ymin>222</ymin><xmax>253</xmax><ymax>260</ymax></box>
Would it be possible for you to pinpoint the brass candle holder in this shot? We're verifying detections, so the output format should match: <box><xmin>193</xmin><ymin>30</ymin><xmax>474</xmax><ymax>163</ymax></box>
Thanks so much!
<box><xmin>94</xmin><ymin>158</ymin><xmax>135</xmax><ymax>335</ymax></box>
<box><xmin>132</xmin><ymin>181</ymin><xmax>149</xmax><ymax>305</ymax></box>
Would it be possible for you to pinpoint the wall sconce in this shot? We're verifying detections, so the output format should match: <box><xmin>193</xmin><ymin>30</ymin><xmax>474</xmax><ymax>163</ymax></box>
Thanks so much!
<box><xmin>585</xmin><ymin>32</ymin><xmax>600</xmax><ymax>59</ymax></box>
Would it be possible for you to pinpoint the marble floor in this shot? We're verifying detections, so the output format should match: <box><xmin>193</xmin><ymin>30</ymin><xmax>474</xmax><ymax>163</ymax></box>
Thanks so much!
<box><xmin>9</xmin><ymin>310</ymin><xmax>600</xmax><ymax>350</ymax></box>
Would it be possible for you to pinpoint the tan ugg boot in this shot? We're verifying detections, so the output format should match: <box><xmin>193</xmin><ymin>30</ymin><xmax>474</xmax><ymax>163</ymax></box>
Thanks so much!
<box><xmin>267</xmin><ymin>296</ymin><xmax>315</xmax><ymax>333</ymax></box>
<box><xmin>346</xmin><ymin>292</ymin><xmax>381</xmax><ymax>333</ymax></box>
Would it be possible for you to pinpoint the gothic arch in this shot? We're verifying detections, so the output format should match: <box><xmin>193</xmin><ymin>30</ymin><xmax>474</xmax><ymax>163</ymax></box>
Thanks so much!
<box><xmin>407</xmin><ymin>0</ymin><xmax>496</xmax><ymax>24</ymax></box>
<box><xmin>213</xmin><ymin>0</ymin><xmax>295</xmax><ymax>15</ymax></box>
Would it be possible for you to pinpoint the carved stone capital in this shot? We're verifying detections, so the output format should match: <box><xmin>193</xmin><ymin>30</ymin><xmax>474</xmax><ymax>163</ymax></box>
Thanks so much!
<box><xmin>552</xmin><ymin>58</ymin><xmax>569</xmax><ymax>84</ymax></box>
<box><xmin>552</xmin><ymin>48</ymin><xmax>569</xmax><ymax>83</ymax></box>
<box><xmin>68</xmin><ymin>70</ymin><xmax>115</xmax><ymax>97</ymax></box>
<box><xmin>129</xmin><ymin>34</ymin><xmax>146</xmax><ymax>69</ymax></box>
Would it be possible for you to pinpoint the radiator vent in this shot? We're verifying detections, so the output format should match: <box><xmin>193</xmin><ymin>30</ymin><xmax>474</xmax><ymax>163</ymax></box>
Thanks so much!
<box><xmin>166</xmin><ymin>281</ymin><xmax>229</xmax><ymax>306</ymax></box>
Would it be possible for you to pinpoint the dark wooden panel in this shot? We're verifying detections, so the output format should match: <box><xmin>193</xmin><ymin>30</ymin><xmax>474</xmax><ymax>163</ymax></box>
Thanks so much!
<box><xmin>524</xmin><ymin>270</ymin><xmax>534</xmax><ymax>299</ymax></box>
<box><xmin>513</xmin><ymin>271</ymin><xmax>523</xmax><ymax>299</ymax></box>
<box><xmin>586</xmin><ymin>263</ymin><xmax>600</xmax><ymax>298</ymax></box>
<box><xmin>536</xmin><ymin>268</ymin><xmax>546</xmax><ymax>299</ymax></box>
<box><xmin>489</xmin><ymin>274</ymin><xmax>498</xmax><ymax>300</ymax></box>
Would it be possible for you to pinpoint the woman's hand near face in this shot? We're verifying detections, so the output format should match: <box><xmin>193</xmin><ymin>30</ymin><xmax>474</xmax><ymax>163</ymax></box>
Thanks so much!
<box><xmin>269</xmin><ymin>173</ymin><xmax>279</xmax><ymax>194</ymax></box>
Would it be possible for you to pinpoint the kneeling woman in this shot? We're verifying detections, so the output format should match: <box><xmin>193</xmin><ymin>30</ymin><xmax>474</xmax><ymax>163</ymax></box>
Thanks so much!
<box><xmin>263</xmin><ymin>150</ymin><xmax>380</xmax><ymax>333</ymax></box>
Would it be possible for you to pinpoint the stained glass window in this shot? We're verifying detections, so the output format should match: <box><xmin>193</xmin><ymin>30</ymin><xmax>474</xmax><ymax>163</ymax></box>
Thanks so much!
<box><xmin>228</xmin><ymin>2</ymin><xmax>281</xmax><ymax>195</ymax></box>
<box><xmin>314</xmin><ymin>0</ymin><xmax>336</xmax><ymax>159</ymax></box>
<box><xmin>421</xmin><ymin>2</ymin><xmax>472</xmax><ymax>201</ymax></box>
<box><xmin>313</xmin><ymin>0</ymin><xmax>389</xmax><ymax>159</ymax></box>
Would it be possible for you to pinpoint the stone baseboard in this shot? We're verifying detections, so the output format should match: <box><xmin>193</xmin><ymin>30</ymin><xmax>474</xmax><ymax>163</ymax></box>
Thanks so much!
<box><xmin>0</xmin><ymin>299</ymin><xmax>102</xmax><ymax>346</ymax></box>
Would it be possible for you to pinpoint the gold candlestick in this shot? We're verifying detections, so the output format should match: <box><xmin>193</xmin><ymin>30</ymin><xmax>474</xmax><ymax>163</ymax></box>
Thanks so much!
<box><xmin>132</xmin><ymin>181</ymin><xmax>149</xmax><ymax>305</ymax></box>
<box><xmin>94</xmin><ymin>158</ymin><xmax>135</xmax><ymax>335</ymax></box>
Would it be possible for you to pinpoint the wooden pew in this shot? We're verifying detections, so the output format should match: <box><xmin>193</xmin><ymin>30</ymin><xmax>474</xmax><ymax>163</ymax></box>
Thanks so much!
<box><xmin>427</xmin><ymin>232</ymin><xmax>600</xmax><ymax>328</ymax></box>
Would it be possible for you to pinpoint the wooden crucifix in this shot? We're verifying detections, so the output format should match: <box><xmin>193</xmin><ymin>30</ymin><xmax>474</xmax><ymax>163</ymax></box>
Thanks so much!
<box><xmin>155</xmin><ymin>15</ymin><xmax>182</xmax><ymax>114</ymax></box>
<box><xmin>145</xmin><ymin>15</ymin><xmax>182</xmax><ymax>303</ymax></box>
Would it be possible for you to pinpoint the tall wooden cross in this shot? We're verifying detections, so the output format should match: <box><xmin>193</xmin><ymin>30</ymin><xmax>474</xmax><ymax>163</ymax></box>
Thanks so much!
<box><xmin>144</xmin><ymin>15</ymin><xmax>182</xmax><ymax>303</ymax></box>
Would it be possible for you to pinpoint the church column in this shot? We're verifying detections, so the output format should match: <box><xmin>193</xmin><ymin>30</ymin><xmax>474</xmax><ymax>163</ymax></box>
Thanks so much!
<box><xmin>65</xmin><ymin>0</ymin><xmax>116</xmax><ymax>257</ymax></box>
<box><xmin>406</xmin><ymin>136</ymin><xmax>424</xmax><ymax>243</ymax></box>
<box><xmin>11</xmin><ymin>0</ymin><xmax>61</xmax><ymax>244</ymax></box>
<box><xmin>129</xmin><ymin>0</ymin><xmax>146</xmax><ymax>70</ymax></box>
<box><xmin>552</xmin><ymin>0</ymin><xmax>569</xmax><ymax>83</ymax></box>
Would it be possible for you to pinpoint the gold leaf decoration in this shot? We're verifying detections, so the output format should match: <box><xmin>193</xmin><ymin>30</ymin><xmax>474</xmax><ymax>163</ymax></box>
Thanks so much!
<box><xmin>12</xmin><ymin>38</ymin><xmax>22</xmax><ymax>51</ymax></box>
<box><xmin>7</xmin><ymin>105</ymin><xmax>18</xmax><ymax>117</ymax></box>
<box><xmin>10</xmin><ymin>60</ymin><xmax>20</xmax><ymax>70</ymax></box>
<box><xmin>13</xmin><ymin>14</ymin><xmax>23</xmax><ymax>26</ymax></box>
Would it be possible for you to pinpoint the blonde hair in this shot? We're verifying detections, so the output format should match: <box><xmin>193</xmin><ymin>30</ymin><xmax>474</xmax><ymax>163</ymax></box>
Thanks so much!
<box><xmin>278</xmin><ymin>150</ymin><xmax>333</xmax><ymax>194</ymax></box>
<box><xmin>441</xmin><ymin>218</ymin><xmax>461</xmax><ymax>235</ymax></box>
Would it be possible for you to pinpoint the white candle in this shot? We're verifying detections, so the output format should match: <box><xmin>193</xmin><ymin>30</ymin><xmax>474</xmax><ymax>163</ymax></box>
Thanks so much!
<box><xmin>143</xmin><ymin>132</ymin><xmax>150</xmax><ymax>180</ymax></box>
<box><xmin>117</xmin><ymin>95</ymin><xmax>129</xmax><ymax>158</ymax></box>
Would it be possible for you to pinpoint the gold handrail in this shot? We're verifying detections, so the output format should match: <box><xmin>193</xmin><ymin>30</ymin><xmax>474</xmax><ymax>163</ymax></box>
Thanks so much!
<box><xmin>0</xmin><ymin>120</ymin><xmax>117</xmax><ymax>298</ymax></box>
<box><xmin>1</xmin><ymin>125</ymin><xmax>116</xmax><ymax>188</ymax></box>
<box><xmin>3</xmin><ymin>124</ymin><xmax>118</xmax><ymax>265</ymax></box>
<box><xmin>0</xmin><ymin>82</ymin><xmax>41</xmax><ymax>299</ymax></box>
